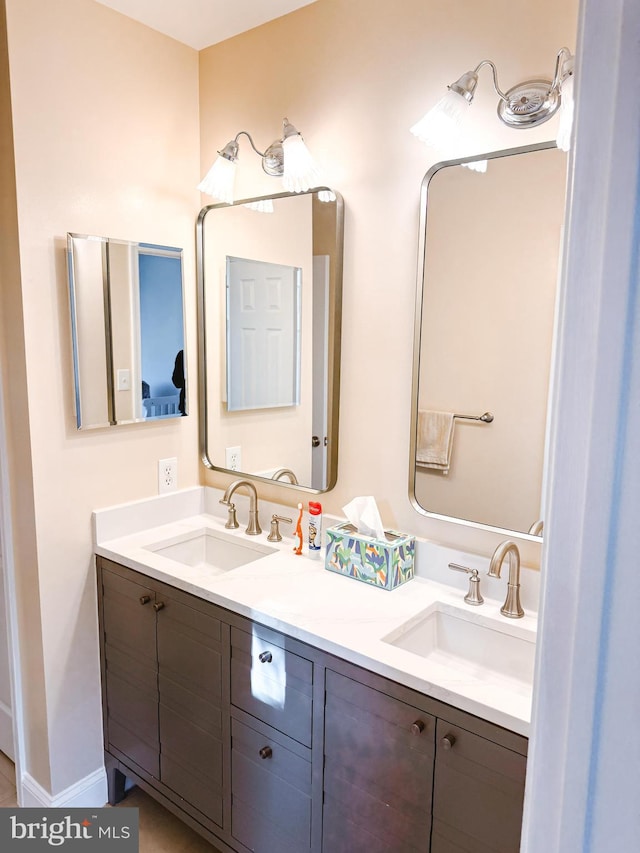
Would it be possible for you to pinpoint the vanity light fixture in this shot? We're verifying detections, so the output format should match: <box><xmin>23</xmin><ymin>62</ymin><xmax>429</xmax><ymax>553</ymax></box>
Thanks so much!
<box><xmin>410</xmin><ymin>48</ymin><xmax>575</xmax><ymax>151</ymax></box>
<box><xmin>198</xmin><ymin>117</ymin><xmax>321</xmax><ymax>203</ymax></box>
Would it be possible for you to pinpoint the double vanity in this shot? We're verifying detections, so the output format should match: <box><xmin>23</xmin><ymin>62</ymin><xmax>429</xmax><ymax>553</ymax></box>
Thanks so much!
<box><xmin>94</xmin><ymin>487</ymin><xmax>537</xmax><ymax>853</ymax></box>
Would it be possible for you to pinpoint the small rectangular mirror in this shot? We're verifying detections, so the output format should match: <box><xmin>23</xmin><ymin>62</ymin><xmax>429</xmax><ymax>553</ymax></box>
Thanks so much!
<box><xmin>67</xmin><ymin>234</ymin><xmax>187</xmax><ymax>429</ymax></box>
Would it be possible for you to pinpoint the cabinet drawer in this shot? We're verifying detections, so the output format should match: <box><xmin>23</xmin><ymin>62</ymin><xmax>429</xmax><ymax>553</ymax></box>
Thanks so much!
<box><xmin>433</xmin><ymin>719</ymin><xmax>526</xmax><ymax>853</ymax></box>
<box><xmin>231</xmin><ymin>717</ymin><xmax>312</xmax><ymax>852</ymax></box>
<box><xmin>323</xmin><ymin>669</ymin><xmax>433</xmax><ymax>852</ymax></box>
<box><xmin>230</xmin><ymin>625</ymin><xmax>313</xmax><ymax>747</ymax></box>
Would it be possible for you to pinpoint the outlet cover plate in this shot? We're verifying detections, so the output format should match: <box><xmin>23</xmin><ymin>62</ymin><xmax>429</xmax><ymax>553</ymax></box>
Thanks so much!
<box><xmin>158</xmin><ymin>457</ymin><xmax>178</xmax><ymax>494</ymax></box>
<box><xmin>225</xmin><ymin>446</ymin><xmax>241</xmax><ymax>471</ymax></box>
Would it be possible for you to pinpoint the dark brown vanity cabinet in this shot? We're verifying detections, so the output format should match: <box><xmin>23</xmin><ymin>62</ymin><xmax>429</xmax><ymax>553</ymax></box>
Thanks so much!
<box><xmin>97</xmin><ymin>557</ymin><xmax>527</xmax><ymax>853</ymax></box>
<box><xmin>98</xmin><ymin>558</ymin><xmax>226</xmax><ymax>836</ymax></box>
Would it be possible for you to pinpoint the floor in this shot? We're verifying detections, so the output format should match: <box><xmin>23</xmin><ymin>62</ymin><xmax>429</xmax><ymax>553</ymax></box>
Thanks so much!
<box><xmin>0</xmin><ymin>751</ymin><xmax>16</xmax><ymax>807</ymax></box>
<box><xmin>0</xmin><ymin>753</ymin><xmax>220</xmax><ymax>852</ymax></box>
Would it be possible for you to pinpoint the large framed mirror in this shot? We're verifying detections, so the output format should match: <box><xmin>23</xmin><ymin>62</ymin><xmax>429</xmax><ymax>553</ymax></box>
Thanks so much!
<box><xmin>409</xmin><ymin>143</ymin><xmax>568</xmax><ymax>539</ymax></box>
<box><xmin>197</xmin><ymin>189</ymin><xmax>344</xmax><ymax>491</ymax></box>
<box><xmin>67</xmin><ymin>234</ymin><xmax>187</xmax><ymax>429</ymax></box>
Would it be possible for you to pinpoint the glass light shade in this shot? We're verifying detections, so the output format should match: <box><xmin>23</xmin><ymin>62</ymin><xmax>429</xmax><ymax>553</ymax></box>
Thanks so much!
<box><xmin>243</xmin><ymin>199</ymin><xmax>274</xmax><ymax>213</ymax></box>
<box><xmin>282</xmin><ymin>133</ymin><xmax>321</xmax><ymax>193</ymax></box>
<box><xmin>461</xmin><ymin>159</ymin><xmax>488</xmax><ymax>173</ymax></box>
<box><xmin>556</xmin><ymin>73</ymin><xmax>574</xmax><ymax>152</ymax></box>
<box><xmin>410</xmin><ymin>88</ymin><xmax>469</xmax><ymax>148</ymax></box>
<box><xmin>197</xmin><ymin>155</ymin><xmax>237</xmax><ymax>203</ymax></box>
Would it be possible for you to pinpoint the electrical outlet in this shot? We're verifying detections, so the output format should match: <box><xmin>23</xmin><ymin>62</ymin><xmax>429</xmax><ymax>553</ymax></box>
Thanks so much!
<box><xmin>225</xmin><ymin>446</ymin><xmax>241</xmax><ymax>471</ymax></box>
<box><xmin>158</xmin><ymin>457</ymin><xmax>178</xmax><ymax>494</ymax></box>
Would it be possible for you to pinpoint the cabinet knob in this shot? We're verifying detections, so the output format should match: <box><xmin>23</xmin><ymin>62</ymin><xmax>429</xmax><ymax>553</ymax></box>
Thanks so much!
<box><xmin>410</xmin><ymin>720</ymin><xmax>425</xmax><ymax>735</ymax></box>
<box><xmin>258</xmin><ymin>651</ymin><xmax>273</xmax><ymax>664</ymax></box>
<box><xmin>441</xmin><ymin>734</ymin><xmax>456</xmax><ymax>750</ymax></box>
<box><xmin>139</xmin><ymin>595</ymin><xmax>151</xmax><ymax>605</ymax></box>
<box><xmin>153</xmin><ymin>602</ymin><xmax>165</xmax><ymax>612</ymax></box>
<box><xmin>259</xmin><ymin>746</ymin><xmax>273</xmax><ymax>760</ymax></box>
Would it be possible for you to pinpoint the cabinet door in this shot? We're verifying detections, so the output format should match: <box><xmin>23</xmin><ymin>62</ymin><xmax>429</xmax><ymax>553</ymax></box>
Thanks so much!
<box><xmin>157</xmin><ymin>593</ymin><xmax>225</xmax><ymax>827</ymax></box>
<box><xmin>101</xmin><ymin>567</ymin><xmax>159</xmax><ymax>778</ymax></box>
<box><xmin>432</xmin><ymin>720</ymin><xmax>526</xmax><ymax>853</ymax></box>
<box><xmin>323</xmin><ymin>669</ymin><xmax>434</xmax><ymax>853</ymax></box>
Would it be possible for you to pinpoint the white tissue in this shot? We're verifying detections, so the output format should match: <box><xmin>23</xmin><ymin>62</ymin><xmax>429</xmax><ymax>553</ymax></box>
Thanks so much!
<box><xmin>343</xmin><ymin>496</ymin><xmax>386</xmax><ymax>540</ymax></box>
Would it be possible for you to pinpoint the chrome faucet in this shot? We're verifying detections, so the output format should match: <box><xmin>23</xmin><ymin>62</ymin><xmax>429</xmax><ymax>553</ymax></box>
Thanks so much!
<box><xmin>488</xmin><ymin>540</ymin><xmax>524</xmax><ymax>618</ymax></box>
<box><xmin>220</xmin><ymin>480</ymin><xmax>262</xmax><ymax>535</ymax></box>
<box><xmin>271</xmin><ymin>468</ymin><xmax>299</xmax><ymax>485</ymax></box>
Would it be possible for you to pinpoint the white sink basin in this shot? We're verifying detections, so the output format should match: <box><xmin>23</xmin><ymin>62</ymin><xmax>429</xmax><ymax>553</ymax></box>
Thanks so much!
<box><xmin>145</xmin><ymin>528</ymin><xmax>276</xmax><ymax>574</ymax></box>
<box><xmin>382</xmin><ymin>602</ymin><xmax>535</xmax><ymax>688</ymax></box>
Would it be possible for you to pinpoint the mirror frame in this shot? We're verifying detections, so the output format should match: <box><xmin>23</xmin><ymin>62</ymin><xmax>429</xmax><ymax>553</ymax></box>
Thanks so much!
<box><xmin>408</xmin><ymin>141</ymin><xmax>562</xmax><ymax>542</ymax></box>
<box><xmin>196</xmin><ymin>188</ymin><xmax>344</xmax><ymax>492</ymax></box>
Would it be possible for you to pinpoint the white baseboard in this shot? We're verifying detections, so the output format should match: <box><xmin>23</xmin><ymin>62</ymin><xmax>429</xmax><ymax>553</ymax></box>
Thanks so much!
<box><xmin>20</xmin><ymin>766</ymin><xmax>107</xmax><ymax>808</ymax></box>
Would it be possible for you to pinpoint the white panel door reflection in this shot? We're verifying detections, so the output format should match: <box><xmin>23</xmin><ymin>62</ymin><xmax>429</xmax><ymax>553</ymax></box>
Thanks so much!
<box><xmin>226</xmin><ymin>256</ymin><xmax>301</xmax><ymax>411</ymax></box>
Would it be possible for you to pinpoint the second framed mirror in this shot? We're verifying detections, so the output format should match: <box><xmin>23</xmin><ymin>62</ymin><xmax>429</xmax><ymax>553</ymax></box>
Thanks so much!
<box><xmin>197</xmin><ymin>189</ymin><xmax>344</xmax><ymax>492</ymax></box>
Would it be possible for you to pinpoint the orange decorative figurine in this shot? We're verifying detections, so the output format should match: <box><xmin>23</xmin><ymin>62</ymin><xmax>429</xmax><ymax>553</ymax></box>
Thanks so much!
<box><xmin>293</xmin><ymin>502</ymin><xmax>304</xmax><ymax>555</ymax></box>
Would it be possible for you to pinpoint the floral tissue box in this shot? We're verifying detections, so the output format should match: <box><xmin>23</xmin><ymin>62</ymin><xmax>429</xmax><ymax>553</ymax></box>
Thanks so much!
<box><xmin>324</xmin><ymin>522</ymin><xmax>415</xmax><ymax>591</ymax></box>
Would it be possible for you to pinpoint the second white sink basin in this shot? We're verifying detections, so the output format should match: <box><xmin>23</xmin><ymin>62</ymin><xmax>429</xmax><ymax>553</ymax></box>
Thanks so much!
<box><xmin>382</xmin><ymin>602</ymin><xmax>535</xmax><ymax>688</ymax></box>
<box><xmin>145</xmin><ymin>528</ymin><xmax>276</xmax><ymax>574</ymax></box>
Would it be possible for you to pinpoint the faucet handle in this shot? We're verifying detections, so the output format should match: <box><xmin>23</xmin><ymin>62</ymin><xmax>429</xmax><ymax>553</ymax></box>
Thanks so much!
<box><xmin>220</xmin><ymin>499</ymin><xmax>239</xmax><ymax>530</ymax></box>
<box><xmin>267</xmin><ymin>514</ymin><xmax>292</xmax><ymax>542</ymax></box>
<box><xmin>448</xmin><ymin>563</ymin><xmax>484</xmax><ymax>606</ymax></box>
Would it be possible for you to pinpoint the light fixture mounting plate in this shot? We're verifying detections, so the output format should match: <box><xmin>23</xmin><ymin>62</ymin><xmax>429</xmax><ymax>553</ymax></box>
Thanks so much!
<box><xmin>262</xmin><ymin>141</ymin><xmax>284</xmax><ymax>176</ymax></box>
<box><xmin>497</xmin><ymin>78</ymin><xmax>560</xmax><ymax>128</ymax></box>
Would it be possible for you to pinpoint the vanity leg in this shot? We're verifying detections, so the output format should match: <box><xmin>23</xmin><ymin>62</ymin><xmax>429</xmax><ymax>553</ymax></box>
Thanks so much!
<box><xmin>106</xmin><ymin>761</ymin><xmax>127</xmax><ymax>805</ymax></box>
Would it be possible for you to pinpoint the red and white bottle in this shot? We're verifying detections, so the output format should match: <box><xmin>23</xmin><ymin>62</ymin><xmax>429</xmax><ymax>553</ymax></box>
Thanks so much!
<box><xmin>308</xmin><ymin>501</ymin><xmax>323</xmax><ymax>558</ymax></box>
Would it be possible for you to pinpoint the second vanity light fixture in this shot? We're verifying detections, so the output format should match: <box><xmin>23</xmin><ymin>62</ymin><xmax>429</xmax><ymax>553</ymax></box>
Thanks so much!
<box><xmin>198</xmin><ymin>117</ymin><xmax>321</xmax><ymax>204</ymax></box>
<box><xmin>410</xmin><ymin>47</ymin><xmax>575</xmax><ymax>152</ymax></box>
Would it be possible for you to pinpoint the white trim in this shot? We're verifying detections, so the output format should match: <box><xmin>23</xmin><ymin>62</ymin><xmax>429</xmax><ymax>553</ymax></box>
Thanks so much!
<box><xmin>522</xmin><ymin>0</ymin><xmax>640</xmax><ymax>849</ymax></box>
<box><xmin>20</xmin><ymin>767</ymin><xmax>108</xmax><ymax>809</ymax></box>
<box><xmin>0</xmin><ymin>350</ymin><xmax>26</xmax><ymax>802</ymax></box>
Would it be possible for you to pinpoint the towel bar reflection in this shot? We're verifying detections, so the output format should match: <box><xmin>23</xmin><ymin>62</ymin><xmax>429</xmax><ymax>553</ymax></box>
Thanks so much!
<box><xmin>454</xmin><ymin>411</ymin><xmax>494</xmax><ymax>423</ymax></box>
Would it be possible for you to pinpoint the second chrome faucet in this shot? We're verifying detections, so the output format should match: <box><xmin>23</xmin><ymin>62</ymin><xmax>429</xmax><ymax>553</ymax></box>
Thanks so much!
<box><xmin>488</xmin><ymin>540</ymin><xmax>524</xmax><ymax>618</ymax></box>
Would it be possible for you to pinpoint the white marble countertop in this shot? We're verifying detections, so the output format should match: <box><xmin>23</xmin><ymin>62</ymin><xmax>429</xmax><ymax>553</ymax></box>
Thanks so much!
<box><xmin>94</xmin><ymin>491</ymin><xmax>537</xmax><ymax>737</ymax></box>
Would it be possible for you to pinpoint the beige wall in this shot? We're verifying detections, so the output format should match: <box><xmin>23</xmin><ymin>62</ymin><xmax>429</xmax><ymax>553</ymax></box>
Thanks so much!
<box><xmin>3</xmin><ymin>0</ymin><xmax>200</xmax><ymax>795</ymax></box>
<box><xmin>199</xmin><ymin>0</ymin><xmax>579</xmax><ymax>560</ymax></box>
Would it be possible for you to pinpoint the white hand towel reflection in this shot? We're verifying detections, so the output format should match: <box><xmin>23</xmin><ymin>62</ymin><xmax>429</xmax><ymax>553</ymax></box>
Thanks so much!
<box><xmin>251</xmin><ymin>629</ymin><xmax>286</xmax><ymax>709</ymax></box>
